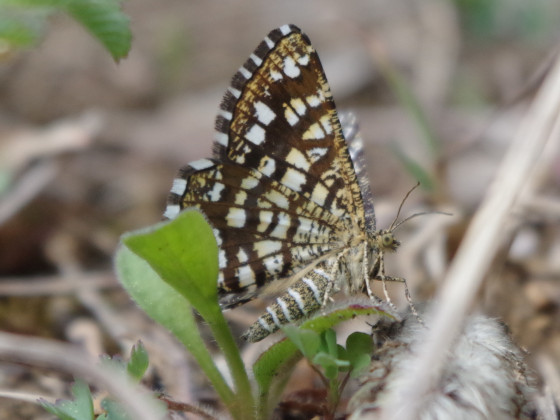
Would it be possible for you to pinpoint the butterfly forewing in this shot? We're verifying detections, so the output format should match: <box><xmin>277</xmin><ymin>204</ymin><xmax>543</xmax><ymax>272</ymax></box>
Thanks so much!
<box><xmin>165</xmin><ymin>24</ymin><xmax>370</xmax><ymax>321</ymax></box>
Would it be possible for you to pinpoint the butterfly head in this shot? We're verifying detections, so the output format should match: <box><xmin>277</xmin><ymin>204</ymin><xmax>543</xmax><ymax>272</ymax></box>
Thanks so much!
<box><xmin>378</xmin><ymin>230</ymin><xmax>400</xmax><ymax>252</ymax></box>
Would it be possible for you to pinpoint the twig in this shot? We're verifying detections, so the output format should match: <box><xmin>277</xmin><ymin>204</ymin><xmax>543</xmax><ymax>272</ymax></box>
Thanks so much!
<box><xmin>0</xmin><ymin>272</ymin><xmax>116</xmax><ymax>296</ymax></box>
<box><xmin>380</xmin><ymin>49</ymin><xmax>560</xmax><ymax>419</ymax></box>
<box><xmin>0</xmin><ymin>162</ymin><xmax>57</xmax><ymax>225</ymax></box>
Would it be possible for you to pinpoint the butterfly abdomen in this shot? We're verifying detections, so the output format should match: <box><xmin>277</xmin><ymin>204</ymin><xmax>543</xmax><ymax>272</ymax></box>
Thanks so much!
<box><xmin>242</xmin><ymin>261</ymin><xmax>331</xmax><ymax>342</ymax></box>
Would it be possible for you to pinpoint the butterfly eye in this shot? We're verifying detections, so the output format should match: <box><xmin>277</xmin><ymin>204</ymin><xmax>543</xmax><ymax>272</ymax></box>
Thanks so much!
<box><xmin>382</xmin><ymin>233</ymin><xmax>394</xmax><ymax>247</ymax></box>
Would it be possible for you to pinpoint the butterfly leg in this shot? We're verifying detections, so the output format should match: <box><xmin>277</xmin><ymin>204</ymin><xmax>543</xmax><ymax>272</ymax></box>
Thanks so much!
<box><xmin>242</xmin><ymin>261</ymin><xmax>332</xmax><ymax>342</ymax></box>
<box><xmin>374</xmin><ymin>253</ymin><xmax>424</xmax><ymax>325</ymax></box>
<box><xmin>320</xmin><ymin>258</ymin><xmax>342</xmax><ymax>311</ymax></box>
<box><xmin>360</xmin><ymin>241</ymin><xmax>377</xmax><ymax>302</ymax></box>
<box><xmin>371</xmin><ymin>250</ymin><xmax>398</xmax><ymax>311</ymax></box>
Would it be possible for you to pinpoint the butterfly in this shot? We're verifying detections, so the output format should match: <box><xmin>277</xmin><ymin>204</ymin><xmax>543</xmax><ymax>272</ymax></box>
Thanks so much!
<box><xmin>164</xmin><ymin>25</ymin><xmax>408</xmax><ymax>342</ymax></box>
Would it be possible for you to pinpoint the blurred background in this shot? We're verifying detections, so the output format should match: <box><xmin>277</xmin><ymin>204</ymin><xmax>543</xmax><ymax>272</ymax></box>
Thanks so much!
<box><xmin>1</xmin><ymin>0</ymin><xmax>559</xmax><ymax>418</ymax></box>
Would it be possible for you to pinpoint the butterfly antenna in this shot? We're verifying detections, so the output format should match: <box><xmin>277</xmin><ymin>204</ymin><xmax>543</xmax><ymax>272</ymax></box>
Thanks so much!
<box><xmin>389</xmin><ymin>182</ymin><xmax>420</xmax><ymax>230</ymax></box>
<box><xmin>392</xmin><ymin>210</ymin><xmax>452</xmax><ymax>231</ymax></box>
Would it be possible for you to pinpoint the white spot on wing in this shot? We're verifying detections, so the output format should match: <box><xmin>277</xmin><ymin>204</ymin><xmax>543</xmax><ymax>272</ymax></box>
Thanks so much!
<box><xmin>290</xmin><ymin>98</ymin><xmax>306</xmax><ymax>116</ymax></box>
<box><xmin>250</xmin><ymin>53</ymin><xmax>262</xmax><ymax>66</ymax></box>
<box><xmin>257</xmin><ymin>210</ymin><xmax>273</xmax><ymax>232</ymax></box>
<box><xmin>265</xmin><ymin>190</ymin><xmax>289</xmax><ymax>209</ymax></box>
<box><xmin>311</xmin><ymin>183</ymin><xmax>329</xmax><ymax>207</ymax></box>
<box><xmin>320</xmin><ymin>115</ymin><xmax>332</xmax><ymax>134</ymax></box>
<box><xmin>163</xmin><ymin>204</ymin><xmax>180</xmax><ymax>219</ymax></box>
<box><xmin>254</xmin><ymin>101</ymin><xmax>276</xmax><ymax>125</ymax></box>
<box><xmin>263</xmin><ymin>254</ymin><xmax>283</xmax><ymax>275</ymax></box>
<box><xmin>208</xmin><ymin>183</ymin><xmax>225</xmax><ymax>202</ymax></box>
<box><xmin>218</xmin><ymin>250</ymin><xmax>227</xmax><ymax>269</ymax></box>
<box><xmin>264</xmin><ymin>36</ymin><xmax>274</xmax><ymax>49</ymax></box>
<box><xmin>284</xmin><ymin>106</ymin><xmax>299</xmax><ymax>126</ymax></box>
<box><xmin>228</xmin><ymin>87</ymin><xmax>241</xmax><ymax>98</ymax></box>
<box><xmin>283</xmin><ymin>56</ymin><xmax>300</xmax><ymax>78</ymax></box>
<box><xmin>270</xmin><ymin>212</ymin><xmax>290</xmax><ymax>239</ymax></box>
<box><xmin>306</xmin><ymin>91</ymin><xmax>324</xmax><ymax>107</ymax></box>
<box><xmin>189</xmin><ymin>158</ymin><xmax>214</xmax><ymax>171</ymax></box>
<box><xmin>279</xmin><ymin>24</ymin><xmax>292</xmax><ymax>35</ymax></box>
<box><xmin>295</xmin><ymin>217</ymin><xmax>313</xmax><ymax>237</ymax></box>
<box><xmin>307</xmin><ymin>147</ymin><xmax>328</xmax><ymax>163</ymax></box>
<box><xmin>245</xmin><ymin>124</ymin><xmax>266</xmax><ymax>145</ymax></box>
<box><xmin>297</xmin><ymin>55</ymin><xmax>310</xmax><ymax>66</ymax></box>
<box><xmin>258</xmin><ymin>157</ymin><xmax>276</xmax><ymax>177</ymax></box>
<box><xmin>270</xmin><ymin>70</ymin><xmax>282</xmax><ymax>81</ymax></box>
<box><xmin>170</xmin><ymin>178</ymin><xmax>187</xmax><ymax>195</ymax></box>
<box><xmin>238</xmin><ymin>66</ymin><xmax>252</xmax><ymax>79</ymax></box>
<box><xmin>286</xmin><ymin>148</ymin><xmax>311</xmax><ymax>171</ymax></box>
<box><xmin>234</xmin><ymin>190</ymin><xmax>247</xmax><ymax>205</ymax></box>
<box><xmin>306</xmin><ymin>95</ymin><xmax>321</xmax><ymax>107</ymax></box>
<box><xmin>237</xmin><ymin>264</ymin><xmax>255</xmax><ymax>287</ymax></box>
<box><xmin>214</xmin><ymin>132</ymin><xmax>228</xmax><ymax>146</ymax></box>
<box><xmin>255</xmin><ymin>240</ymin><xmax>282</xmax><ymax>258</ymax></box>
<box><xmin>218</xmin><ymin>110</ymin><xmax>232</xmax><ymax>120</ymax></box>
<box><xmin>281</xmin><ymin>168</ymin><xmax>307</xmax><ymax>192</ymax></box>
<box><xmin>226</xmin><ymin>207</ymin><xmax>246</xmax><ymax>228</ymax></box>
<box><xmin>303</xmin><ymin>122</ymin><xmax>325</xmax><ymax>140</ymax></box>
<box><xmin>241</xmin><ymin>176</ymin><xmax>259</xmax><ymax>190</ymax></box>
<box><xmin>237</xmin><ymin>248</ymin><xmax>249</xmax><ymax>264</ymax></box>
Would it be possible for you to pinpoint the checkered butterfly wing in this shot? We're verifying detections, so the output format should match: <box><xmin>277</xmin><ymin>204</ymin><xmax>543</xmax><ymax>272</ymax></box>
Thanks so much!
<box><xmin>165</xmin><ymin>25</ymin><xmax>368</xmax><ymax>308</ymax></box>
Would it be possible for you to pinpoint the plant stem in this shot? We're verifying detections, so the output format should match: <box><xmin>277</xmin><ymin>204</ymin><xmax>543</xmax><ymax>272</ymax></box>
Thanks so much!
<box><xmin>204</xmin><ymin>306</ymin><xmax>255</xmax><ymax>419</ymax></box>
<box><xmin>173</xmin><ymin>320</ymin><xmax>237</xmax><ymax>413</ymax></box>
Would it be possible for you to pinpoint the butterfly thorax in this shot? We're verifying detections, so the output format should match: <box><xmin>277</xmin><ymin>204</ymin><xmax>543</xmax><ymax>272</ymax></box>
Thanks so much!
<box><xmin>336</xmin><ymin>226</ymin><xmax>400</xmax><ymax>294</ymax></box>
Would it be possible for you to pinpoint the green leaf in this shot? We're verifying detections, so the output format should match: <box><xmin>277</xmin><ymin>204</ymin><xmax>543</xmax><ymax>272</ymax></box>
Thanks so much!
<box><xmin>299</xmin><ymin>301</ymin><xmax>396</xmax><ymax>333</ymax></box>
<box><xmin>336</xmin><ymin>345</ymin><xmax>350</xmax><ymax>371</ymax></box>
<box><xmin>127</xmin><ymin>341</ymin><xmax>149</xmax><ymax>382</ymax></box>
<box><xmin>350</xmin><ymin>353</ymin><xmax>371</xmax><ymax>378</ymax></box>
<box><xmin>282</xmin><ymin>325</ymin><xmax>320</xmax><ymax>359</ymax></box>
<box><xmin>115</xmin><ymin>242</ymin><xmax>234</xmax><ymax>408</ymax></box>
<box><xmin>313</xmin><ymin>352</ymin><xmax>350</xmax><ymax>369</ymax></box>
<box><xmin>345</xmin><ymin>332</ymin><xmax>373</xmax><ymax>377</ymax></box>
<box><xmin>121</xmin><ymin>210</ymin><xmax>219</xmax><ymax>311</ymax></box>
<box><xmin>100</xmin><ymin>398</ymin><xmax>130</xmax><ymax>420</ymax></box>
<box><xmin>117</xmin><ymin>213</ymin><xmax>254</xmax><ymax>419</ymax></box>
<box><xmin>320</xmin><ymin>329</ymin><xmax>338</xmax><ymax>357</ymax></box>
<box><xmin>39</xmin><ymin>379</ymin><xmax>94</xmax><ymax>420</ymax></box>
<box><xmin>62</xmin><ymin>0</ymin><xmax>131</xmax><ymax>61</ymax></box>
<box><xmin>312</xmin><ymin>352</ymin><xmax>345</xmax><ymax>380</ymax></box>
<box><xmin>0</xmin><ymin>0</ymin><xmax>131</xmax><ymax>60</ymax></box>
<box><xmin>346</xmin><ymin>332</ymin><xmax>373</xmax><ymax>360</ymax></box>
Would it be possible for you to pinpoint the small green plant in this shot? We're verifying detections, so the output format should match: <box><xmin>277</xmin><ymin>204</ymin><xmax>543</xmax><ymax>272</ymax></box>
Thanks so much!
<box><xmin>283</xmin><ymin>327</ymin><xmax>373</xmax><ymax>416</ymax></box>
<box><xmin>115</xmin><ymin>209</ymin><xmax>393</xmax><ymax>420</ymax></box>
<box><xmin>40</xmin><ymin>342</ymin><xmax>153</xmax><ymax>420</ymax></box>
